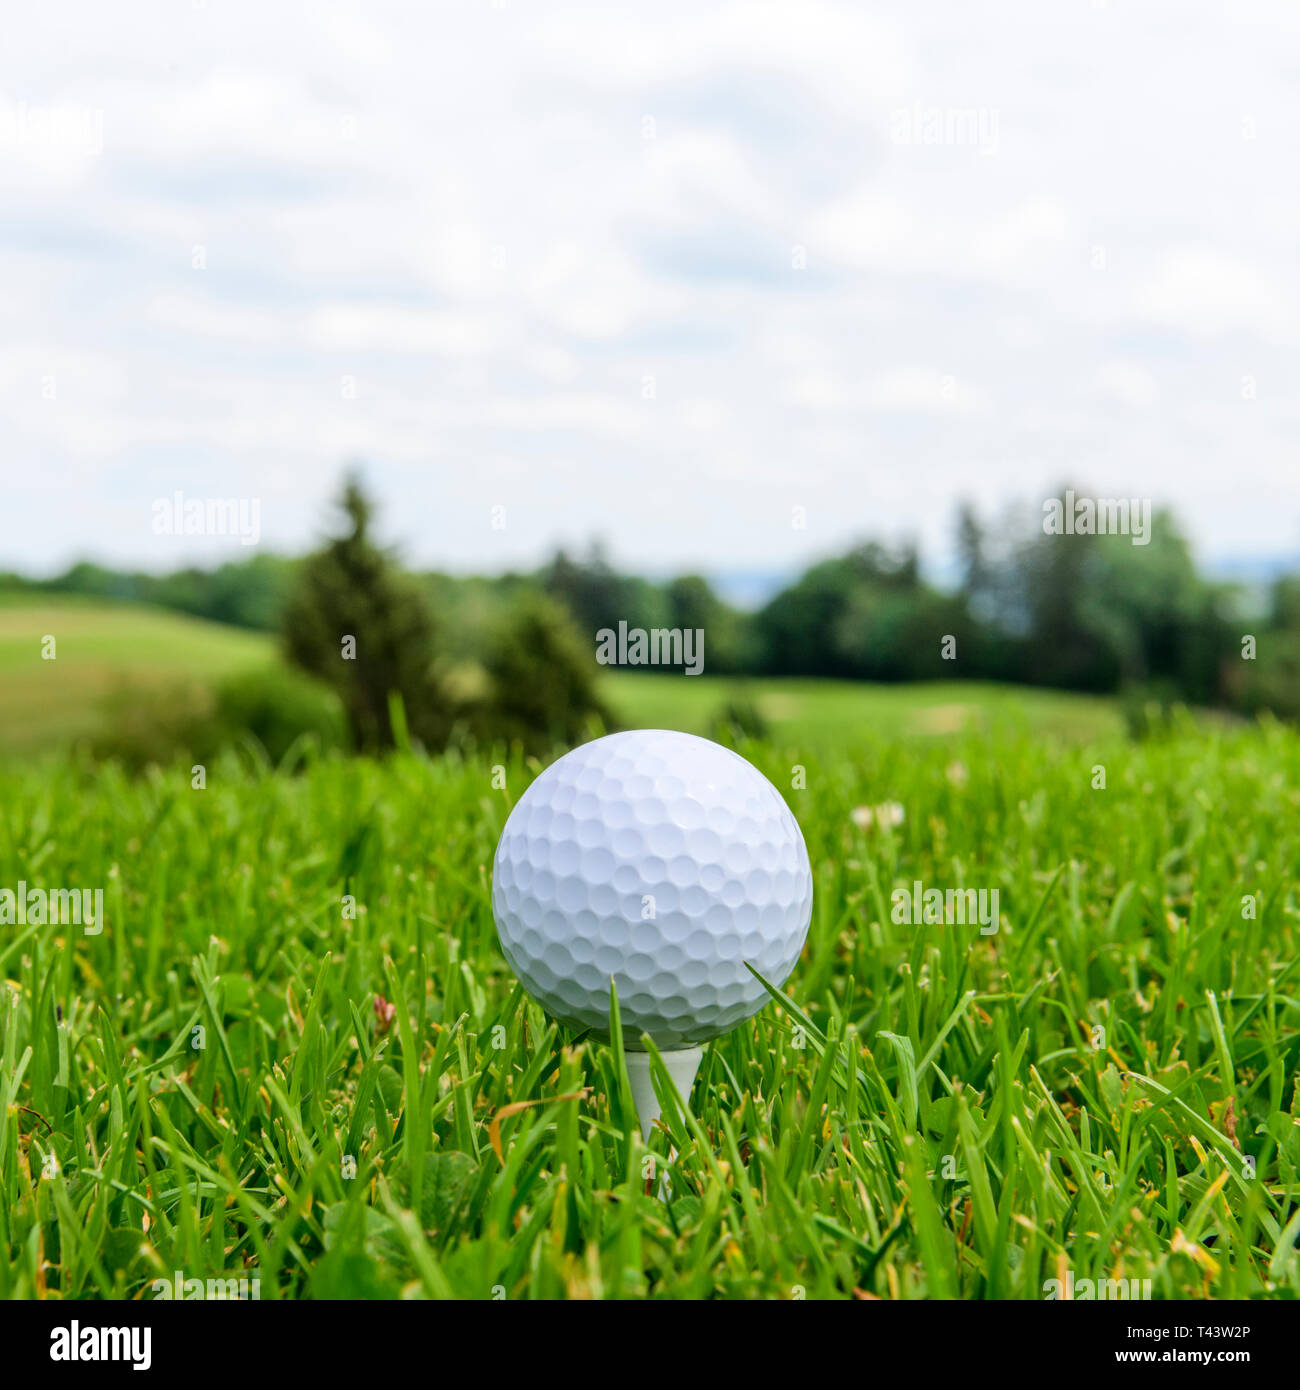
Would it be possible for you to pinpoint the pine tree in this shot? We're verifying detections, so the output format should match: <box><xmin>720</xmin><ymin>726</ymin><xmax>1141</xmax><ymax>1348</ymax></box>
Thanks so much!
<box><xmin>281</xmin><ymin>475</ymin><xmax>449</xmax><ymax>751</ymax></box>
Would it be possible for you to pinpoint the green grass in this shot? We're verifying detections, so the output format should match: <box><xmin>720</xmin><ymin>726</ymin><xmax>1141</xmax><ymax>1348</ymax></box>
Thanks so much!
<box><xmin>602</xmin><ymin>671</ymin><xmax>1125</xmax><ymax>745</ymax></box>
<box><xmin>1</xmin><ymin>714</ymin><xmax>1297</xmax><ymax>1300</ymax></box>
<box><xmin>0</xmin><ymin>595</ymin><xmax>272</xmax><ymax>754</ymax></box>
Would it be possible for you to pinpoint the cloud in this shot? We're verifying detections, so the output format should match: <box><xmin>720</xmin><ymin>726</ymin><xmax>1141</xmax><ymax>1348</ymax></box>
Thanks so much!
<box><xmin>1136</xmin><ymin>246</ymin><xmax>1285</xmax><ymax>339</ymax></box>
<box><xmin>1094</xmin><ymin>360</ymin><xmax>1159</xmax><ymax>410</ymax></box>
<box><xmin>1</xmin><ymin>0</ymin><xmax>1298</xmax><ymax>577</ymax></box>
<box><xmin>808</xmin><ymin>190</ymin><xmax>1070</xmax><ymax>285</ymax></box>
<box><xmin>147</xmin><ymin>294</ymin><xmax>284</xmax><ymax>344</ymax></box>
<box><xmin>305</xmin><ymin>303</ymin><xmax>507</xmax><ymax>357</ymax></box>
<box><xmin>782</xmin><ymin>367</ymin><xmax>990</xmax><ymax>417</ymax></box>
<box><xmin>865</xmin><ymin>368</ymin><xmax>990</xmax><ymax>416</ymax></box>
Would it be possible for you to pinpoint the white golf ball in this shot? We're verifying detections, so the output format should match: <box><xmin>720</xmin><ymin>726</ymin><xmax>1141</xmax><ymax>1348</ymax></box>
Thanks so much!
<box><xmin>491</xmin><ymin>729</ymin><xmax>813</xmax><ymax>1050</ymax></box>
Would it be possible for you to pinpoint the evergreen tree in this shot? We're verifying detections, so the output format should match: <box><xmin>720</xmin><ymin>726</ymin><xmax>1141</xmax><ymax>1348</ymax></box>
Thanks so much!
<box><xmin>281</xmin><ymin>476</ymin><xmax>449</xmax><ymax>751</ymax></box>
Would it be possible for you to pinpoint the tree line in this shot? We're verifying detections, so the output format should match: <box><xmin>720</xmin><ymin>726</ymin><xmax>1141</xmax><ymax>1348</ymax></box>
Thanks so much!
<box><xmin>5</xmin><ymin>483</ymin><xmax>1297</xmax><ymax>746</ymax></box>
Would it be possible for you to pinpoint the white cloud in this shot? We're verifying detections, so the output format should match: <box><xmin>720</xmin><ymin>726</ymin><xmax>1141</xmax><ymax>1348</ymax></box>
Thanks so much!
<box><xmin>305</xmin><ymin>304</ymin><xmax>506</xmax><ymax>357</ymax></box>
<box><xmin>1</xmin><ymin>0</ymin><xmax>1298</xmax><ymax>575</ymax></box>
<box><xmin>532</xmin><ymin>1</ymin><xmax>911</xmax><ymax>116</ymax></box>
<box><xmin>809</xmin><ymin>191</ymin><xmax>1070</xmax><ymax>285</ymax></box>
<box><xmin>782</xmin><ymin>367</ymin><xmax>990</xmax><ymax>417</ymax></box>
<box><xmin>147</xmin><ymin>294</ymin><xmax>284</xmax><ymax>344</ymax></box>
<box><xmin>521</xmin><ymin>243</ymin><xmax>681</xmax><ymax>341</ymax></box>
<box><xmin>865</xmin><ymin>368</ymin><xmax>990</xmax><ymax>417</ymax></box>
<box><xmin>1137</xmin><ymin>246</ymin><xmax>1285</xmax><ymax>339</ymax></box>
<box><xmin>1094</xmin><ymin>360</ymin><xmax>1159</xmax><ymax>410</ymax></box>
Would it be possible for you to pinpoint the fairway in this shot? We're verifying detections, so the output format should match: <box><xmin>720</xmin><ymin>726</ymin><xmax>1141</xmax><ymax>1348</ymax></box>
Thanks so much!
<box><xmin>1</xmin><ymin>717</ymin><xmax>1296</xmax><ymax>1299</ymax></box>
<box><xmin>601</xmin><ymin>671</ymin><xmax>1125</xmax><ymax>745</ymax></box>
<box><xmin>0</xmin><ymin>597</ymin><xmax>1125</xmax><ymax>757</ymax></box>
<box><xmin>0</xmin><ymin>596</ymin><xmax>272</xmax><ymax>755</ymax></box>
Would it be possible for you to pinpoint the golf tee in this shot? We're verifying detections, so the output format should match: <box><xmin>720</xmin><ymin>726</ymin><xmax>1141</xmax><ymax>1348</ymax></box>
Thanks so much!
<box><xmin>625</xmin><ymin>1046</ymin><xmax>703</xmax><ymax>1142</ymax></box>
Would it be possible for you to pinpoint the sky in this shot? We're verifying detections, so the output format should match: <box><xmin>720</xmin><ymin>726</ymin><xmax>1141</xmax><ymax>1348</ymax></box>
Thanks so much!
<box><xmin>3</xmin><ymin>0</ymin><xmax>1298</xmax><ymax>588</ymax></box>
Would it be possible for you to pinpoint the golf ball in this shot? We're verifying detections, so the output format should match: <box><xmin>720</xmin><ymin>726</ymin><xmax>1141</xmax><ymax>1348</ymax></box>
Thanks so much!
<box><xmin>491</xmin><ymin>729</ymin><xmax>813</xmax><ymax>1050</ymax></box>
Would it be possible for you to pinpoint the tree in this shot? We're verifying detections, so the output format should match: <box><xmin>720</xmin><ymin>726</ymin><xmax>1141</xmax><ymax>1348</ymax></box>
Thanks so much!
<box><xmin>955</xmin><ymin>501</ymin><xmax>987</xmax><ymax>599</ymax></box>
<box><xmin>1271</xmin><ymin>575</ymin><xmax>1300</xmax><ymax>631</ymax></box>
<box><xmin>539</xmin><ymin>541</ymin><xmax>671</xmax><ymax>638</ymax></box>
<box><xmin>754</xmin><ymin>541</ymin><xmax>929</xmax><ymax>677</ymax></box>
<box><xmin>281</xmin><ymin>475</ymin><xmax>450</xmax><ymax>751</ymax></box>
<box><xmin>479</xmin><ymin>591</ymin><xmax>610</xmax><ymax>753</ymax></box>
<box><xmin>665</xmin><ymin>574</ymin><xmax>752</xmax><ymax>673</ymax></box>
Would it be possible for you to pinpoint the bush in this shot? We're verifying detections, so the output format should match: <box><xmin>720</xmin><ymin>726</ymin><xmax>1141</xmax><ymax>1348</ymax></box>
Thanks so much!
<box><xmin>1120</xmin><ymin>679</ymin><xmax>1183</xmax><ymax>740</ymax></box>
<box><xmin>475</xmin><ymin>592</ymin><xmax>611</xmax><ymax>753</ymax></box>
<box><xmin>1234</xmin><ymin>632</ymin><xmax>1300</xmax><ymax>721</ymax></box>
<box><xmin>90</xmin><ymin>666</ymin><xmax>345</xmax><ymax>771</ymax></box>
<box><xmin>90</xmin><ymin>679</ymin><xmax>217</xmax><ymax>770</ymax></box>
<box><xmin>708</xmin><ymin>691</ymin><xmax>770</xmax><ymax>745</ymax></box>
<box><xmin>211</xmin><ymin>666</ymin><xmax>347</xmax><ymax>762</ymax></box>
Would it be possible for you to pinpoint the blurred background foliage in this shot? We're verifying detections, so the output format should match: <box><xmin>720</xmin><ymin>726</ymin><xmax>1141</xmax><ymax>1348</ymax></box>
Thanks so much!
<box><xmin>3</xmin><ymin>477</ymin><xmax>1296</xmax><ymax>768</ymax></box>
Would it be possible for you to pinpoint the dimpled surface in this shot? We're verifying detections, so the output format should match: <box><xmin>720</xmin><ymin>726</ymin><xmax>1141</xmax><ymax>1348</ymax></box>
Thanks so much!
<box><xmin>492</xmin><ymin>729</ymin><xmax>813</xmax><ymax>1050</ymax></box>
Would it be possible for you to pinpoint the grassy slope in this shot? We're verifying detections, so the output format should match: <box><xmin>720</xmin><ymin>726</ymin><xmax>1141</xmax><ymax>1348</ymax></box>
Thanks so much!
<box><xmin>0</xmin><ymin>595</ymin><xmax>272</xmax><ymax>754</ymax></box>
<box><xmin>0</xmin><ymin>717</ymin><xmax>1296</xmax><ymax>1299</ymax></box>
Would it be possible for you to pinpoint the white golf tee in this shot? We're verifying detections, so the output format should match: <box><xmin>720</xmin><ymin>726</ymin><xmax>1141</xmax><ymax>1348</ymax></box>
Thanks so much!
<box><xmin>625</xmin><ymin>1046</ymin><xmax>703</xmax><ymax>1142</ymax></box>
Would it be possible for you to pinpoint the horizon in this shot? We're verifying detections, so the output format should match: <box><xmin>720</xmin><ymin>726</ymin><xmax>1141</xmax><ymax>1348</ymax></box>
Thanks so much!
<box><xmin>9</xmin><ymin>513</ymin><xmax>1293</xmax><ymax>616</ymax></box>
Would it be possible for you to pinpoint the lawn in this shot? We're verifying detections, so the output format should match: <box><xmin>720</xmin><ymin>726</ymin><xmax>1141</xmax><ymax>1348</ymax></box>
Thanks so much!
<box><xmin>1</xmin><ymin>714</ymin><xmax>1297</xmax><ymax>1299</ymax></box>
<box><xmin>601</xmin><ymin>671</ymin><xmax>1125</xmax><ymax>745</ymax></box>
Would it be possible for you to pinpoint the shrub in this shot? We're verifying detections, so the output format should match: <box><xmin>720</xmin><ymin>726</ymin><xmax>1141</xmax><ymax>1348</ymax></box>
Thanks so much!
<box><xmin>1234</xmin><ymin>632</ymin><xmax>1300</xmax><ymax>722</ymax></box>
<box><xmin>708</xmin><ymin>691</ymin><xmax>770</xmax><ymax>745</ymax></box>
<box><xmin>89</xmin><ymin>679</ymin><xmax>217</xmax><ymax>770</ymax></box>
<box><xmin>90</xmin><ymin>666</ymin><xmax>345</xmax><ymax>771</ymax></box>
<box><xmin>211</xmin><ymin>666</ymin><xmax>347</xmax><ymax>762</ymax></box>
<box><xmin>476</xmin><ymin>592</ymin><xmax>611</xmax><ymax>753</ymax></box>
<box><xmin>1120</xmin><ymin>679</ymin><xmax>1183</xmax><ymax>740</ymax></box>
